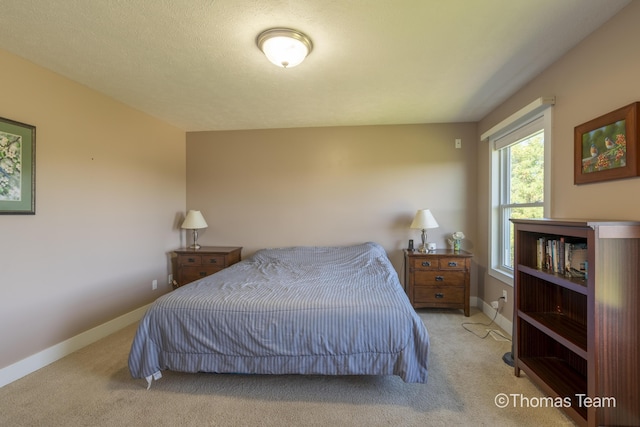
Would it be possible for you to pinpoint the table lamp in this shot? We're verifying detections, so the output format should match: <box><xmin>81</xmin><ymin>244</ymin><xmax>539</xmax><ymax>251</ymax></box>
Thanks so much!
<box><xmin>181</xmin><ymin>210</ymin><xmax>208</xmax><ymax>249</ymax></box>
<box><xmin>410</xmin><ymin>209</ymin><xmax>439</xmax><ymax>253</ymax></box>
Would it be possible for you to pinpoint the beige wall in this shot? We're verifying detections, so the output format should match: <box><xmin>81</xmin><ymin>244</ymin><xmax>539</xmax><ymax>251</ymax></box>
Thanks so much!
<box><xmin>186</xmin><ymin>124</ymin><xmax>477</xmax><ymax>284</ymax></box>
<box><xmin>476</xmin><ymin>1</ymin><xmax>640</xmax><ymax>322</ymax></box>
<box><xmin>0</xmin><ymin>50</ymin><xmax>186</xmax><ymax>369</ymax></box>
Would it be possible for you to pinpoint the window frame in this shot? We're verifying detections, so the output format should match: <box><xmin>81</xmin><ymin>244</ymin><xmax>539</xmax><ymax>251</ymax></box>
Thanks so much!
<box><xmin>487</xmin><ymin>101</ymin><xmax>552</xmax><ymax>286</ymax></box>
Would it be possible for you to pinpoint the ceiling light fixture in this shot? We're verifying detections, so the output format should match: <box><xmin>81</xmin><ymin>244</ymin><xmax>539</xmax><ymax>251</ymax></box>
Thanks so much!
<box><xmin>256</xmin><ymin>28</ymin><xmax>313</xmax><ymax>68</ymax></box>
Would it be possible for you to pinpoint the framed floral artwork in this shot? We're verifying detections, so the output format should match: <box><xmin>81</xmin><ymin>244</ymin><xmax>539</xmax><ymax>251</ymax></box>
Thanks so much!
<box><xmin>0</xmin><ymin>116</ymin><xmax>36</xmax><ymax>214</ymax></box>
<box><xmin>574</xmin><ymin>102</ymin><xmax>639</xmax><ymax>185</ymax></box>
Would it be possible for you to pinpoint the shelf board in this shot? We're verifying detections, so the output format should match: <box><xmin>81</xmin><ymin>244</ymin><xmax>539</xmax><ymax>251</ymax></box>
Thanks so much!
<box><xmin>518</xmin><ymin>311</ymin><xmax>587</xmax><ymax>358</ymax></box>
<box><xmin>518</xmin><ymin>356</ymin><xmax>587</xmax><ymax>423</ymax></box>
<box><xmin>518</xmin><ymin>265</ymin><xmax>588</xmax><ymax>295</ymax></box>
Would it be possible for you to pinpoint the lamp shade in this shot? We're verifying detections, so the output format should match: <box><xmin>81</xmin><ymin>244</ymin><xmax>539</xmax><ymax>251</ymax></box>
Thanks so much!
<box><xmin>181</xmin><ymin>210</ymin><xmax>208</xmax><ymax>229</ymax></box>
<box><xmin>257</xmin><ymin>28</ymin><xmax>313</xmax><ymax>68</ymax></box>
<box><xmin>410</xmin><ymin>209</ymin><xmax>439</xmax><ymax>230</ymax></box>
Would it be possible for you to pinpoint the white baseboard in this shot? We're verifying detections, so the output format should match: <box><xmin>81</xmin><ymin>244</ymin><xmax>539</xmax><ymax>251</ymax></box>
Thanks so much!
<box><xmin>0</xmin><ymin>304</ymin><xmax>150</xmax><ymax>388</ymax></box>
<box><xmin>478</xmin><ymin>298</ymin><xmax>513</xmax><ymax>337</ymax></box>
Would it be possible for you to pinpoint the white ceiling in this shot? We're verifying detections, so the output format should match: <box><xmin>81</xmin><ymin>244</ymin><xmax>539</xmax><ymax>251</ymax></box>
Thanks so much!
<box><xmin>0</xmin><ymin>0</ymin><xmax>630</xmax><ymax>132</ymax></box>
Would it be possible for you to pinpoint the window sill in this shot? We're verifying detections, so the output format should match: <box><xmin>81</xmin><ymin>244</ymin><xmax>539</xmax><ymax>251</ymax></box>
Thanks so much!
<box><xmin>489</xmin><ymin>267</ymin><xmax>514</xmax><ymax>287</ymax></box>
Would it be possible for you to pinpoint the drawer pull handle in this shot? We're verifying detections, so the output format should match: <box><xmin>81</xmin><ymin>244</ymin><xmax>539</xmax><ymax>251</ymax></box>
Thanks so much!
<box><xmin>209</xmin><ymin>259</ymin><xmax>217</xmax><ymax>264</ymax></box>
<box><xmin>435</xmin><ymin>293</ymin><xmax>444</xmax><ymax>299</ymax></box>
<box><xmin>188</xmin><ymin>257</ymin><xmax>196</xmax><ymax>263</ymax></box>
<box><xmin>199</xmin><ymin>271</ymin><xmax>207</xmax><ymax>277</ymax></box>
<box><xmin>421</xmin><ymin>261</ymin><xmax>431</xmax><ymax>267</ymax></box>
<box><xmin>435</xmin><ymin>276</ymin><xmax>444</xmax><ymax>281</ymax></box>
<box><xmin>448</xmin><ymin>262</ymin><xmax>458</xmax><ymax>267</ymax></box>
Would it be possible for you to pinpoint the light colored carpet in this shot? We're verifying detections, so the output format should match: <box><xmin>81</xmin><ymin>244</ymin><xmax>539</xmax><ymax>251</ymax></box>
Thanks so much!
<box><xmin>0</xmin><ymin>308</ymin><xmax>574</xmax><ymax>426</ymax></box>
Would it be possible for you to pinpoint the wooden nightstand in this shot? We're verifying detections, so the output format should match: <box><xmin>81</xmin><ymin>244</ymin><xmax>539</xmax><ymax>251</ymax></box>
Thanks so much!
<box><xmin>173</xmin><ymin>246</ymin><xmax>242</xmax><ymax>288</ymax></box>
<box><xmin>404</xmin><ymin>249</ymin><xmax>472</xmax><ymax>316</ymax></box>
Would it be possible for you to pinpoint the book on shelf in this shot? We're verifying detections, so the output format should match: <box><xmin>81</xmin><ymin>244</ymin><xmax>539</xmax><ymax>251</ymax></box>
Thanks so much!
<box><xmin>536</xmin><ymin>238</ymin><xmax>544</xmax><ymax>269</ymax></box>
<box><xmin>535</xmin><ymin>237</ymin><xmax>587</xmax><ymax>278</ymax></box>
<box><xmin>568</xmin><ymin>243</ymin><xmax>587</xmax><ymax>278</ymax></box>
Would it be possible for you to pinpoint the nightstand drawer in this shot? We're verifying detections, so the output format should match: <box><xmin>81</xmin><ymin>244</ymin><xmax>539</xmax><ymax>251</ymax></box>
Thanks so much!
<box><xmin>414</xmin><ymin>285</ymin><xmax>464</xmax><ymax>304</ymax></box>
<box><xmin>439</xmin><ymin>257</ymin><xmax>467</xmax><ymax>271</ymax></box>
<box><xmin>202</xmin><ymin>254</ymin><xmax>225</xmax><ymax>266</ymax></box>
<box><xmin>178</xmin><ymin>254</ymin><xmax>203</xmax><ymax>266</ymax></box>
<box><xmin>414</xmin><ymin>271</ymin><xmax>465</xmax><ymax>286</ymax></box>
<box><xmin>181</xmin><ymin>265</ymin><xmax>223</xmax><ymax>283</ymax></box>
<box><xmin>410</xmin><ymin>258</ymin><xmax>439</xmax><ymax>270</ymax></box>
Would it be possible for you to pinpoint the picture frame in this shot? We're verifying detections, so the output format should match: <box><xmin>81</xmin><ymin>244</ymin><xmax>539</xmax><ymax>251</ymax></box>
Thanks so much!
<box><xmin>574</xmin><ymin>102</ymin><xmax>639</xmax><ymax>185</ymax></box>
<box><xmin>0</xmin><ymin>116</ymin><xmax>36</xmax><ymax>214</ymax></box>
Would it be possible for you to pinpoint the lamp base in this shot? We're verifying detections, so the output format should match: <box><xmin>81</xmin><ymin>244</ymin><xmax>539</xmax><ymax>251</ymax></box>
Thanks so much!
<box><xmin>189</xmin><ymin>229</ymin><xmax>201</xmax><ymax>250</ymax></box>
<box><xmin>418</xmin><ymin>230</ymin><xmax>429</xmax><ymax>253</ymax></box>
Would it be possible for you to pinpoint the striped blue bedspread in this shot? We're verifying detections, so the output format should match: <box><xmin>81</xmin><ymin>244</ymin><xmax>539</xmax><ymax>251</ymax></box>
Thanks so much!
<box><xmin>128</xmin><ymin>242</ymin><xmax>429</xmax><ymax>385</ymax></box>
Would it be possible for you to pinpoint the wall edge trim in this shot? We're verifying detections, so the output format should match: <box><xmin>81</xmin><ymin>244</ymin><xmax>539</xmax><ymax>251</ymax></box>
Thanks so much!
<box><xmin>0</xmin><ymin>304</ymin><xmax>150</xmax><ymax>388</ymax></box>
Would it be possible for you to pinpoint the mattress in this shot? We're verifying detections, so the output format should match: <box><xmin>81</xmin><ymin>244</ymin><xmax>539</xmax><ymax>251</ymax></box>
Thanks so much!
<box><xmin>128</xmin><ymin>242</ymin><xmax>429</xmax><ymax>387</ymax></box>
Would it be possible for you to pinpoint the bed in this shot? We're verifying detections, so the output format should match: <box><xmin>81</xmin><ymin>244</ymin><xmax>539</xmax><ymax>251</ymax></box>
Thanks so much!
<box><xmin>128</xmin><ymin>242</ymin><xmax>429</xmax><ymax>387</ymax></box>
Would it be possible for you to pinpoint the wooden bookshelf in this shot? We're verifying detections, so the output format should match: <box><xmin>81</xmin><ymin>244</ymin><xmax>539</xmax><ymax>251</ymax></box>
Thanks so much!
<box><xmin>512</xmin><ymin>218</ymin><xmax>640</xmax><ymax>427</ymax></box>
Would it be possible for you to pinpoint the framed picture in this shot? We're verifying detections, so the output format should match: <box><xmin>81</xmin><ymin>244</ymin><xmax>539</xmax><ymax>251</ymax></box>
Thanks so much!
<box><xmin>574</xmin><ymin>102</ymin><xmax>639</xmax><ymax>185</ymax></box>
<box><xmin>0</xmin><ymin>116</ymin><xmax>36</xmax><ymax>214</ymax></box>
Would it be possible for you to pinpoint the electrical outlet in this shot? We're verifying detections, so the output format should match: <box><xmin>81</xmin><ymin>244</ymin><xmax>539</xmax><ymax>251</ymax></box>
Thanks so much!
<box><xmin>455</xmin><ymin>138</ymin><xmax>462</xmax><ymax>149</ymax></box>
<box><xmin>491</xmin><ymin>301</ymin><xmax>499</xmax><ymax>309</ymax></box>
<box><xmin>152</xmin><ymin>279</ymin><xmax>158</xmax><ymax>290</ymax></box>
<box><xmin>168</xmin><ymin>274</ymin><xmax>173</xmax><ymax>285</ymax></box>
<box><xmin>502</xmin><ymin>290</ymin><xmax>507</xmax><ymax>303</ymax></box>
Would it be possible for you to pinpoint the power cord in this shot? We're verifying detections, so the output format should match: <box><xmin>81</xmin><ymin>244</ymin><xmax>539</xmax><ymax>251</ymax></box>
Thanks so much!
<box><xmin>461</xmin><ymin>297</ymin><xmax>512</xmax><ymax>341</ymax></box>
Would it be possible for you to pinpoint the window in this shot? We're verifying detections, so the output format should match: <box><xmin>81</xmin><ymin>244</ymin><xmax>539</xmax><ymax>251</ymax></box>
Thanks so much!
<box><xmin>498</xmin><ymin>126</ymin><xmax>544</xmax><ymax>271</ymax></box>
<box><xmin>486</xmin><ymin>98</ymin><xmax>552</xmax><ymax>285</ymax></box>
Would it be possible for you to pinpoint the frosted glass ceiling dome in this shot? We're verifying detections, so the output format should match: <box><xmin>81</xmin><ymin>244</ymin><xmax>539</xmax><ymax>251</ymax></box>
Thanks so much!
<box><xmin>256</xmin><ymin>28</ymin><xmax>313</xmax><ymax>68</ymax></box>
